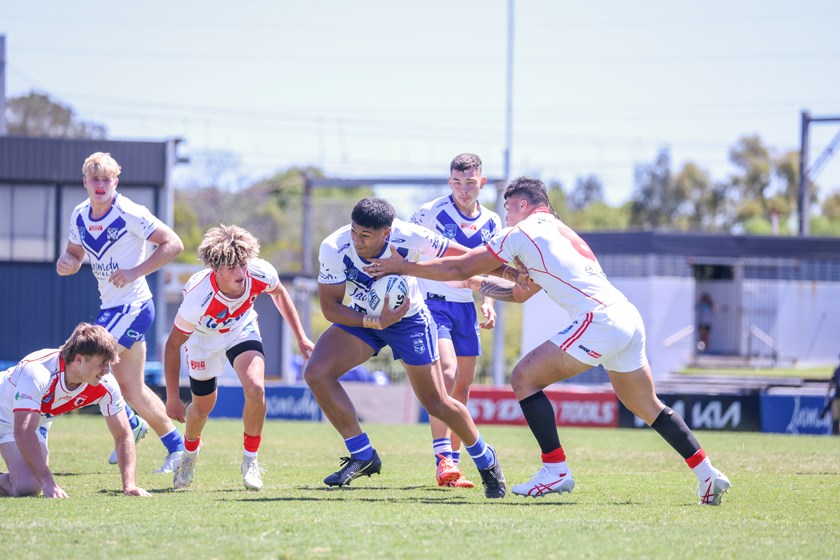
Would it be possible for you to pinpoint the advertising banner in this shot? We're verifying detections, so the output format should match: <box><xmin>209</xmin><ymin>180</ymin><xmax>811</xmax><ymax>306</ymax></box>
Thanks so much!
<box><xmin>618</xmin><ymin>393</ymin><xmax>761</xmax><ymax>431</ymax></box>
<box><xmin>760</xmin><ymin>393</ymin><xmax>831</xmax><ymax>435</ymax></box>
<box><xmin>209</xmin><ymin>385</ymin><xmax>322</xmax><ymax>421</ymax></box>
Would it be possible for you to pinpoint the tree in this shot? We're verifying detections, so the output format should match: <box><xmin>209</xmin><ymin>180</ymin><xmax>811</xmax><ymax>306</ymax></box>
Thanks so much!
<box><xmin>5</xmin><ymin>91</ymin><xmax>106</xmax><ymax>138</ymax></box>
<box><xmin>568</xmin><ymin>175</ymin><xmax>605</xmax><ymax>211</ymax></box>
<box><xmin>629</xmin><ymin>148</ymin><xmax>676</xmax><ymax>229</ymax></box>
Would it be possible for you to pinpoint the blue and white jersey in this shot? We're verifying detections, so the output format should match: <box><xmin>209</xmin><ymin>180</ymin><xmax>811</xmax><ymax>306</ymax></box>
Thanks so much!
<box><xmin>318</xmin><ymin>218</ymin><xmax>450</xmax><ymax>317</ymax></box>
<box><xmin>410</xmin><ymin>195</ymin><xmax>502</xmax><ymax>303</ymax></box>
<box><xmin>69</xmin><ymin>193</ymin><xmax>162</xmax><ymax>309</ymax></box>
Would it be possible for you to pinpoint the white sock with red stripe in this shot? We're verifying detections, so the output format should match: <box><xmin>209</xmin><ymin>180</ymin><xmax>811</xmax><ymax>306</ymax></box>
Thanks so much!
<box><xmin>686</xmin><ymin>449</ymin><xmax>713</xmax><ymax>482</ymax></box>
<box><xmin>541</xmin><ymin>447</ymin><xmax>568</xmax><ymax>474</ymax></box>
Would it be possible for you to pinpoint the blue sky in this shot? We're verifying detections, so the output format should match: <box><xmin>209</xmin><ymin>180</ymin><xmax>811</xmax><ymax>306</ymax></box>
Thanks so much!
<box><xmin>3</xmin><ymin>0</ymin><xmax>839</xmax><ymax>209</ymax></box>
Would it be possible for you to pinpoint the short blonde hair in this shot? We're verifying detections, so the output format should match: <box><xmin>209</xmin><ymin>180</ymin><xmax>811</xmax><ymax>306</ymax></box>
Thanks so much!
<box><xmin>60</xmin><ymin>323</ymin><xmax>120</xmax><ymax>364</ymax></box>
<box><xmin>82</xmin><ymin>152</ymin><xmax>121</xmax><ymax>178</ymax></box>
<box><xmin>197</xmin><ymin>224</ymin><xmax>260</xmax><ymax>270</ymax></box>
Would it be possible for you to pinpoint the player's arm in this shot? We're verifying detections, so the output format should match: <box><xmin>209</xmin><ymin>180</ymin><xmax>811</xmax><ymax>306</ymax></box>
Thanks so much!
<box><xmin>318</xmin><ymin>282</ymin><xmax>407</xmax><ymax>330</ymax></box>
<box><xmin>371</xmin><ymin>244</ymin><xmax>502</xmax><ymax>282</ymax></box>
<box><xmin>56</xmin><ymin>241</ymin><xmax>85</xmax><ymax>276</ymax></box>
<box><xmin>163</xmin><ymin>319</ymin><xmax>192</xmax><ymax>423</ymax></box>
<box><xmin>105</xmin><ymin>411</ymin><xmax>151</xmax><ymax>497</ymax></box>
<box><xmin>13</xmin><ymin>410</ymin><xmax>68</xmax><ymax>498</ymax></box>
<box><xmin>460</xmin><ymin>275</ymin><xmax>542</xmax><ymax>303</ymax></box>
<box><xmin>112</xmin><ymin>223</ymin><xmax>184</xmax><ymax>286</ymax></box>
<box><xmin>266</xmin><ymin>281</ymin><xmax>315</xmax><ymax>359</ymax></box>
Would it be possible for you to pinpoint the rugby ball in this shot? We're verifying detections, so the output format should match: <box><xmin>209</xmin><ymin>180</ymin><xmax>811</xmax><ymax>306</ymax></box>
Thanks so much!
<box><xmin>367</xmin><ymin>275</ymin><xmax>409</xmax><ymax>316</ymax></box>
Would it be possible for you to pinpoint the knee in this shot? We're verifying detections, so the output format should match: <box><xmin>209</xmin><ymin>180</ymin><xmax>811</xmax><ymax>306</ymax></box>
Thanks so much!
<box><xmin>242</xmin><ymin>383</ymin><xmax>265</xmax><ymax>403</ymax></box>
<box><xmin>421</xmin><ymin>395</ymin><xmax>454</xmax><ymax>421</ymax></box>
<box><xmin>190</xmin><ymin>398</ymin><xmax>215</xmax><ymax>418</ymax></box>
<box><xmin>14</xmin><ymin>481</ymin><xmax>42</xmax><ymax>497</ymax></box>
<box><xmin>303</xmin><ymin>362</ymin><xmax>332</xmax><ymax>390</ymax></box>
<box><xmin>510</xmin><ymin>364</ymin><xmax>529</xmax><ymax>396</ymax></box>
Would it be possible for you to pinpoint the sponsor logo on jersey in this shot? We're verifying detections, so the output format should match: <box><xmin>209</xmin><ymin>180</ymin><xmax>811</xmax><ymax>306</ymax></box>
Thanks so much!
<box><xmin>190</xmin><ymin>360</ymin><xmax>206</xmax><ymax>371</ymax></box>
<box><xmin>107</xmin><ymin>227</ymin><xmax>119</xmax><ymax>241</ymax></box>
<box><xmin>74</xmin><ymin>395</ymin><xmax>89</xmax><ymax>407</ymax></box>
<box><xmin>578</xmin><ymin>344</ymin><xmax>602</xmax><ymax>359</ymax></box>
<box><xmin>444</xmin><ymin>224</ymin><xmax>458</xmax><ymax>238</ymax></box>
<box><xmin>346</xmin><ymin>268</ymin><xmax>358</xmax><ymax>281</ymax></box>
<box><xmin>338</xmin><ymin>242</ymin><xmax>351</xmax><ymax>253</ymax></box>
<box><xmin>216</xmin><ymin>309</ymin><xmax>228</xmax><ymax>319</ymax></box>
<box><xmin>17</xmin><ymin>391</ymin><xmax>36</xmax><ymax>402</ymax></box>
<box><xmin>88</xmin><ymin>224</ymin><xmax>104</xmax><ymax>232</ymax></box>
<box><xmin>126</xmin><ymin>329</ymin><xmax>142</xmax><ymax>340</ymax></box>
<box><xmin>460</xmin><ymin>222</ymin><xmax>478</xmax><ymax>231</ymax></box>
<box><xmin>40</xmin><ymin>392</ymin><xmax>54</xmax><ymax>404</ymax></box>
<box><xmin>201</xmin><ymin>292</ymin><xmax>213</xmax><ymax>307</ymax></box>
<box><xmin>78</xmin><ymin>225</ymin><xmax>87</xmax><ymax>239</ymax></box>
<box><xmin>559</xmin><ymin>320</ymin><xmax>578</xmax><ymax>335</ymax></box>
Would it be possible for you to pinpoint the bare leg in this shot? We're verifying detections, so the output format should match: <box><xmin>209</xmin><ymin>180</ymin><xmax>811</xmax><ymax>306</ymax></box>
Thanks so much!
<box><xmin>112</xmin><ymin>342</ymin><xmax>177</xmax><ymax>437</ymax></box>
<box><xmin>405</xmin><ymin>361</ymin><xmax>479</xmax><ymax>447</ymax></box>
<box><xmin>510</xmin><ymin>340</ymin><xmax>592</xmax><ymax>400</ymax></box>
<box><xmin>303</xmin><ymin>326</ymin><xmax>375</xmax><ymax>439</ymax></box>
<box><xmin>0</xmin><ymin>440</ymin><xmax>46</xmax><ymax>497</ymax></box>
<box><xmin>184</xmin><ymin>391</ymin><xmax>217</xmax><ymax>441</ymax></box>
<box><xmin>607</xmin><ymin>365</ymin><xmax>665</xmax><ymax>425</ymax></box>
<box><xmin>232</xmin><ymin>351</ymin><xmax>266</xmax><ymax>437</ymax></box>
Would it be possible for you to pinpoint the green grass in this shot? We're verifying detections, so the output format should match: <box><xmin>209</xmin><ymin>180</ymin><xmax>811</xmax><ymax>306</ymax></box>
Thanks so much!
<box><xmin>2</xmin><ymin>415</ymin><xmax>839</xmax><ymax>559</ymax></box>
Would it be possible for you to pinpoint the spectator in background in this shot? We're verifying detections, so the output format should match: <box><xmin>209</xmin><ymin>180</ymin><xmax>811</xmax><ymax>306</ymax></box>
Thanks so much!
<box><xmin>696</xmin><ymin>292</ymin><xmax>717</xmax><ymax>353</ymax></box>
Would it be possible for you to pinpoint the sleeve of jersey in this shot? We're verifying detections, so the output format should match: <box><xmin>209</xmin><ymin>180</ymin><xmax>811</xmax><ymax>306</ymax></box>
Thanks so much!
<box><xmin>68</xmin><ymin>208</ymin><xmax>82</xmax><ymax>244</ymax></box>
<box><xmin>485</xmin><ymin>227</ymin><xmax>517</xmax><ymax>264</ymax></box>
<box><xmin>173</xmin><ymin>289</ymin><xmax>202</xmax><ymax>335</ymax></box>
<box><xmin>126</xmin><ymin>200</ymin><xmax>163</xmax><ymax>240</ymax></box>
<box><xmin>12</xmin><ymin>364</ymin><xmax>49</xmax><ymax>412</ymax></box>
<box><xmin>409</xmin><ymin>204</ymin><xmax>429</xmax><ymax>227</ymax></box>
<box><xmin>318</xmin><ymin>240</ymin><xmax>346</xmax><ymax>285</ymax></box>
<box><xmin>97</xmin><ymin>376</ymin><xmax>126</xmax><ymax>416</ymax></box>
<box><xmin>250</xmin><ymin>259</ymin><xmax>280</xmax><ymax>292</ymax></box>
<box><xmin>406</xmin><ymin>222</ymin><xmax>449</xmax><ymax>258</ymax></box>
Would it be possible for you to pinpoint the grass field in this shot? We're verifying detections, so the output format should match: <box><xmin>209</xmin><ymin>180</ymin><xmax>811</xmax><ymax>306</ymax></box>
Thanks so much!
<box><xmin>2</xmin><ymin>415</ymin><xmax>839</xmax><ymax>560</ymax></box>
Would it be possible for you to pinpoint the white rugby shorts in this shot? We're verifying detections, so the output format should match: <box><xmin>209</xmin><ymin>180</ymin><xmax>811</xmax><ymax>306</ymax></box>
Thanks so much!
<box><xmin>549</xmin><ymin>299</ymin><xmax>649</xmax><ymax>373</ymax></box>
<box><xmin>184</xmin><ymin>320</ymin><xmax>262</xmax><ymax>381</ymax></box>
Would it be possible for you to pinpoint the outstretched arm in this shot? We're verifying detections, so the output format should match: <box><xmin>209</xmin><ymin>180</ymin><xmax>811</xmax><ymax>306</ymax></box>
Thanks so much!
<box><xmin>369</xmin><ymin>245</ymin><xmax>502</xmax><ymax>281</ymax></box>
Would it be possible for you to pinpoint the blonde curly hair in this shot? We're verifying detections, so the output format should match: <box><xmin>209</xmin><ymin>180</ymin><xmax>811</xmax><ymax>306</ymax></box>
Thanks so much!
<box><xmin>197</xmin><ymin>224</ymin><xmax>260</xmax><ymax>270</ymax></box>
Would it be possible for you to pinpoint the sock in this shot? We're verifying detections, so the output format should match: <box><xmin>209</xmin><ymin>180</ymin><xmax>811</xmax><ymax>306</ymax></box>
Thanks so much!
<box><xmin>433</xmin><ymin>438</ymin><xmax>453</xmax><ymax>465</ymax></box>
<box><xmin>465</xmin><ymin>435</ymin><xmax>495</xmax><ymax>470</ymax></box>
<box><xmin>651</xmin><ymin>407</ymin><xmax>702</xmax><ymax>459</ymax></box>
<box><xmin>541</xmin><ymin>446</ymin><xmax>568</xmax><ymax>473</ymax></box>
<box><xmin>184</xmin><ymin>436</ymin><xmax>201</xmax><ymax>453</ymax></box>
<box><xmin>686</xmin><ymin>449</ymin><xmax>714</xmax><ymax>482</ymax></box>
<box><xmin>345</xmin><ymin>433</ymin><xmax>374</xmax><ymax>461</ymax></box>
<box><xmin>161</xmin><ymin>429</ymin><xmax>185</xmax><ymax>453</ymax></box>
<box><xmin>244</xmin><ymin>432</ymin><xmax>262</xmax><ymax>454</ymax></box>
<box><xmin>520</xmin><ymin>391</ymin><xmax>562</xmax><ymax>453</ymax></box>
<box><xmin>124</xmin><ymin>405</ymin><xmax>141</xmax><ymax>430</ymax></box>
<box><xmin>451</xmin><ymin>450</ymin><xmax>461</xmax><ymax>466</ymax></box>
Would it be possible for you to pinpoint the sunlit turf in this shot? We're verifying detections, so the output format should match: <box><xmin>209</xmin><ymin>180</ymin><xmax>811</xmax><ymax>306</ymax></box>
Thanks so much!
<box><xmin>1</xmin><ymin>415</ymin><xmax>838</xmax><ymax>559</ymax></box>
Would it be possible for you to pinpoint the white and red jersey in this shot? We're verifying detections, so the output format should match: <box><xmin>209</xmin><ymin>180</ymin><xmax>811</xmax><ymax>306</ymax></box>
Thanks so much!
<box><xmin>174</xmin><ymin>258</ymin><xmax>279</xmax><ymax>336</ymax></box>
<box><xmin>69</xmin><ymin>193</ymin><xmax>162</xmax><ymax>309</ymax></box>
<box><xmin>0</xmin><ymin>349</ymin><xmax>125</xmax><ymax>433</ymax></box>
<box><xmin>318</xmin><ymin>218</ymin><xmax>449</xmax><ymax>317</ymax></box>
<box><xmin>486</xmin><ymin>210</ymin><xmax>627</xmax><ymax>318</ymax></box>
<box><xmin>410</xmin><ymin>195</ymin><xmax>503</xmax><ymax>303</ymax></box>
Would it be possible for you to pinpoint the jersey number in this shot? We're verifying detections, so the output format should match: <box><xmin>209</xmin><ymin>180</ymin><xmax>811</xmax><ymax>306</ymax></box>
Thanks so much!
<box><xmin>558</xmin><ymin>225</ymin><xmax>596</xmax><ymax>261</ymax></box>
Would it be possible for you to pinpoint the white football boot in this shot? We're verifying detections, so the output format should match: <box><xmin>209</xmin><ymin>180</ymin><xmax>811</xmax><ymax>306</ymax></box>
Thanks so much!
<box><xmin>697</xmin><ymin>468</ymin><xmax>731</xmax><ymax>505</ymax></box>
<box><xmin>512</xmin><ymin>466</ymin><xmax>575</xmax><ymax>498</ymax></box>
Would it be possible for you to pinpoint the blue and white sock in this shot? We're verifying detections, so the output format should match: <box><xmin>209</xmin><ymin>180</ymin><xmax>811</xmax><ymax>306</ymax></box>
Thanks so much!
<box><xmin>465</xmin><ymin>435</ymin><xmax>495</xmax><ymax>470</ymax></box>
<box><xmin>124</xmin><ymin>405</ymin><xmax>141</xmax><ymax>430</ymax></box>
<box><xmin>345</xmin><ymin>433</ymin><xmax>374</xmax><ymax>461</ymax></box>
<box><xmin>433</xmin><ymin>437</ymin><xmax>453</xmax><ymax>465</ymax></box>
<box><xmin>160</xmin><ymin>428</ymin><xmax>185</xmax><ymax>453</ymax></box>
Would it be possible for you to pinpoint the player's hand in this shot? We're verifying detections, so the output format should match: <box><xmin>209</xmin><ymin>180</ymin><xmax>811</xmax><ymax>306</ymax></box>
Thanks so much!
<box><xmin>109</xmin><ymin>268</ymin><xmax>139</xmax><ymax>289</ymax></box>
<box><xmin>378</xmin><ymin>294</ymin><xmax>410</xmax><ymax>329</ymax></box>
<box><xmin>43</xmin><ymin>482</ymin><xmax>70</xmax><ymax>499</ymax></box>
<box><xmin>124</xmin><ymin>485</ymin><xmax>152</xmax><ymax>497</ymax></box>
<box><xmin>166</xmin><ymin>398</ymin><xmax>187</xmax><ymax>424</ymax></box>
<box><xmin>56</xmin><ymin>252</ymin><xmax>81</xmax><ymax>276</ymax></box>
<box><xmin>479</xmin><ymin>300</ymin><xmax>497</xmax><ymax>329</ymax></box>
<box><xmin>298</xmin><ymin>337</ymin><xmax>316</xmax><ymax>360</ymax></box>
<box><xmin>366</xmin><ymin>245</ymin><xmax>405</xmax><ymax>278</ymax></box>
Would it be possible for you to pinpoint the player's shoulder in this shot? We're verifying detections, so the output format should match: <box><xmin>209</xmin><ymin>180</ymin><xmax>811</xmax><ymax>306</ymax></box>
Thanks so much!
<box><xmin>70</xmin><ymin>199</ymin><xmax>91</xmax><ymax>217</ymax></box>
<box><xmin>98</xmin><ymin>373</ymin><xmax>122</xmax><ymax>394</ymax></box>
<box><xmin>420</xmin><ymin>195</ymin><xmax>451</xmax><ymax>211</ymax></box>
<box><xmin>112</xmin><ymin>193</ymin><xmax>152</xmax><ymax>216</ymax></box>
<box><xmin>322</xmin><ymin>224</ymin><xmax>352</xmax><ymax>250</ymax></box>
<box><xmin>479</xmin><ymin>204</ymin><xmax>503</xmax><ymax>223</ymax></box>
<box><xmin>182</xmin><ymin>269</ymin><xmax>213</xmax><ymax>295</ymax></box>
<box><xmin>248</xmin><ymin>258</ymin><xmax>279</xmax><ymax>282</ymax></box>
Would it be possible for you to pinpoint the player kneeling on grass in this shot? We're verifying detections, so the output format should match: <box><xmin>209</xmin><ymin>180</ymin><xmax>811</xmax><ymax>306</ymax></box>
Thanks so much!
<box><xmin>369</xmin><ymin>177</ymin><xmax>732</xmax><ymax>506</ymax></box>
<box><xmin>0</xmin><ymin>323</ymin><xmax>151</xmax><ymax>498</ymax></box>
<box><xmin>163</xmin><ymin>225</ymin><xmax>314</xmax><ymax>491</ymax></box>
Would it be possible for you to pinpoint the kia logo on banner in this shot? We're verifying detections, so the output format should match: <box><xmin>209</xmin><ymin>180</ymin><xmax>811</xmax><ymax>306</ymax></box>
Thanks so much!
<box><xmin>618</xmin><ymin>393</ymin><xmax>761</xmax><ymax>431</ymax></box>
<box><xmin>466</xmin><ymin>387</ymin><xmax>618</xmax><ymax>428</ymax></box>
